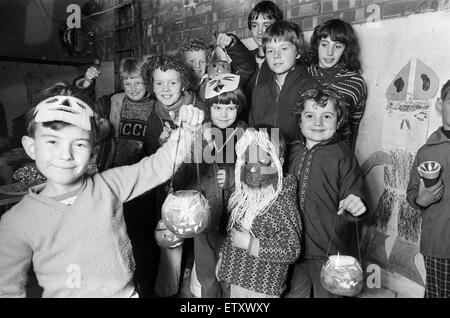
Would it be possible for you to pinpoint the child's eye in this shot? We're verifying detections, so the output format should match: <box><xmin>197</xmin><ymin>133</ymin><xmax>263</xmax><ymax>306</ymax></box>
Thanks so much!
<box><xmin>46</xmin><ymin>140</ymin><xmax>56</xmax><ymax>144</ymax></box>
<box><xmin>266</xmin><ymin>49</ymin><xmax>274</xmax><ymax>54</ymax></box>
<box><xmin>304</xmin><ymin>114</ymin><xmax>313</xmax><ymax>119</ymax></box>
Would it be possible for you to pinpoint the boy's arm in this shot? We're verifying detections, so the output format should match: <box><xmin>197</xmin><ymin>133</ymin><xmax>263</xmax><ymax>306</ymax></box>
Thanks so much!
<box><xmin>102</xmin><ymin>126</ymin><xmax>197</xmax><ymax>203</ymax></box>
<box><xmin>248</xmin><ymin>176</ymin><xmax>302</xmax><ymax>264</ymax></box>
<box><xmin>0</xmin><ymin>212</ymin><xmax>33</xmax><ymax>298</ymax></box>
<box><xmin>225</xmin><ymin>34</ymin><xmax>257</xmax><ymax>88</ymax></box>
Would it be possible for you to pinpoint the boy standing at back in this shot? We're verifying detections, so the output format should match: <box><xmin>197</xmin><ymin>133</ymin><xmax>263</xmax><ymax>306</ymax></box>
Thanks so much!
<box><xmin>406</xmin><ymin>80</ymin><xmax>450</xmax><ymax>298</ymax></box>
<box><xmin>245</xmin><ymin>1</ymin><xmax>284</xmax><ymax>105</ymax></box>
<box><xmin>0</xmin><ymin>94</ymin><xmax>204</xmax><ymax>297</ymax></box>
<box><xmin>249</xmin><ymin>20</ymin><xmax>313</xmax><ymax>143</ymax></box>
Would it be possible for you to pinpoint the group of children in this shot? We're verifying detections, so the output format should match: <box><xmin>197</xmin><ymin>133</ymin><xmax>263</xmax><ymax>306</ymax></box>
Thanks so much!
<box><xmin>0</xmin><ymin>0</ymin><xmax>447</xmax><ymax>299</ymax></box>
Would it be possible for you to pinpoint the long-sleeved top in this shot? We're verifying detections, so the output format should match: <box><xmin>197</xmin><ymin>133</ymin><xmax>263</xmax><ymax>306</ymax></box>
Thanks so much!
<box><xmin>288</xmin><ymin>135</ymin><xmax>365</xmax><ymax>259</ymax></box>
<box><xmin>0</xmin><ymin>129</ymin><xmax>192</xmax><ymax>298</ymax></box>
<box><xmin>249</xmin><ymin>64</ymin><xmax>313</xmax><ymax>143</ymax></box>
<box><xmin>218</xmin><ymin>175</ymin><xmax>302</xmax><ymax>296</ymax></box>
<box><xmin>308</xmin><ymin>63</ymin><xmax>367</xmax><ymax>149</ymax></box>
<box><xmin>406</xmin><ymin>127</ymin><xmax>450</xmax><ymax>258</ymax></box>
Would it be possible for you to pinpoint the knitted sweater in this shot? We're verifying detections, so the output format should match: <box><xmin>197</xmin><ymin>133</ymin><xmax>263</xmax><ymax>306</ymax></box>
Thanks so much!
<box><xmin>308</xmin><ymin>63</ymin><xmax>367</xmax><ymax>149</ymax></box>
<box><xmin>0</xmin><ymin>130</ymin><xmax>191</xmax><ymax>298</ymax></box>
<box><xmin>218</xmin><ymin>175</ymin><xmax>302</xmax><ymax>296</ymax></box>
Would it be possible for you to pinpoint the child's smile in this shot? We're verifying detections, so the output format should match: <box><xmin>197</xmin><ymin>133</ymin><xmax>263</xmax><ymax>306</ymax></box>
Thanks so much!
<box><xmin>299</xmin><ymin>99</ymin><xmax>338</xmax><ymax>149</ymax></box>
<box><xmin>153</xmin><ymin>68</ymin><xmax>183</xmax><ymax>107</ymax></box>
<box><xmin>23</xmin><ymin>124</ymin><xmax>92</xmax><ymax>196</ymax></box>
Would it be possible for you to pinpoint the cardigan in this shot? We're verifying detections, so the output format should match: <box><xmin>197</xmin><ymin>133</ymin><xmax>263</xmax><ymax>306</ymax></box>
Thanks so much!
<box><xmin>288</xmin><ymin>135</ymin><xmax>365</xmax><ymax>259</ymax></box>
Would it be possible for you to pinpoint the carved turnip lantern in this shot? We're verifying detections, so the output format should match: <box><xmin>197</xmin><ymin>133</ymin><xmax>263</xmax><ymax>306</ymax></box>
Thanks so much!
<box><xmin>320</xmin><ymin>254</ymin><xmax>364</xmax><ymax>297</ymax></box>
<box><xmin>154</xmin><ymin>219</ymin><xmax>184</xmax><ymax>248</ymax></box>
<box><xmin>161</xmin><ymin>190</ymin><xmax>210</xmax><ymax>238</ymax></box>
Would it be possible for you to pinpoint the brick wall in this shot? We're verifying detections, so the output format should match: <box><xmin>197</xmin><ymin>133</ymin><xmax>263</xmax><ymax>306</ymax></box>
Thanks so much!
<box><xmin>91</xmin><ymin>0</ymin><xmax>450</xmax><ymax>61</ymax></box>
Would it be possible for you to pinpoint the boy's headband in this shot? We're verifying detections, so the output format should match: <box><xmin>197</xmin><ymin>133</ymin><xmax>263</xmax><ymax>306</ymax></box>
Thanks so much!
<box><xmin>205</xmin><ymin>73</ymin><xmax>240</xmax><ymax>99</ymax></box>
<box><xmin>34</xmin><ymin>96</ymin><xmax>94</xmax><ymax>131</ymax></box>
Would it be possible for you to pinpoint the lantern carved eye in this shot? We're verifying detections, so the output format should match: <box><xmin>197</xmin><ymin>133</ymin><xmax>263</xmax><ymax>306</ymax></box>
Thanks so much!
<box><xmin>161</xmin><ymin>190</ymin><xmax>210</xmax><ymax>238</ymax></box>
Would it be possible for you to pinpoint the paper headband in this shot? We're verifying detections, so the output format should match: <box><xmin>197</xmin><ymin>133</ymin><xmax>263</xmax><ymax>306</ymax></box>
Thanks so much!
<box><xmin>204</xmin><ymin>73</ymin><xmax>240</xmax><ymax>99</ymax></box>
<box><xmin>34</xmin><ymin>96</ymin><xmax>94</xmax><ymax>131</ymax></box>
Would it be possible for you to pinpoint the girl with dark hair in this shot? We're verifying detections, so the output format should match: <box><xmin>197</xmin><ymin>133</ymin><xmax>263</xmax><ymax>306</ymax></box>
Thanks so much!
<box><xmin>306</xmin><ymin>19</ymin><xmax>367</xmax><ymax>150</ymax></box>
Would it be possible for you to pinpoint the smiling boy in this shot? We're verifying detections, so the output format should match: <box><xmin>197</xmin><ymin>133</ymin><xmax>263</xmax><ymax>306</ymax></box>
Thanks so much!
<box><xmin>285</xmin><ymin>87</ymin><xmax>366</xmax><ymax>298</ymax></box>
<box><xmin>0</xmin><ymin>95</ymin><xmax>204</xmax><ymax>297</ymax></box>
<box><xmin>248</xmin><ymin>20</ymin><xmax>312</xmax><ymax>143</ymax></box>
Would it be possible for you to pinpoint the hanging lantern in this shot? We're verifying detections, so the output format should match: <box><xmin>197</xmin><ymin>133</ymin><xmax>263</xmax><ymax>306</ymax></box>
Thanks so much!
<box><xmin>154</xmin><ymin>219</ymin><xmax>184</xmax><ymax>249</ymax></box>
<box><xmin>161</xmin><ymin>190</ymin><xmax>210</xmax><ymax>238</ymax></box>
<box><xmin>320</xmin><ymin>254</ymin><xmax>364</xmax><ymax>297</ymax></box>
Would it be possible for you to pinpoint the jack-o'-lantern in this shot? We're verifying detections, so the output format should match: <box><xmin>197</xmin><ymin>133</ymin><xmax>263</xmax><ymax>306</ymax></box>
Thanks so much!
<box><xmin>161</xmin><ymin>190</ymin><xmax>210</xmax><ymax>238</ymax></box>
<box><xmin>320</xmin><ymin>254</ymin><xmax>364</xmax><ymax>297</ymax></box>
<box><xmin>154</xmin><ymin>219</ymin><xmax>184</xmax><ymax>248</ymax></box>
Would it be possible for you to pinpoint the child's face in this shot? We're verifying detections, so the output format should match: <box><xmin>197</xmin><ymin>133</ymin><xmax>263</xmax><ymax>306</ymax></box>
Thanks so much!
<box><xmin>210</xmin><ymin>102</ymin><xmax>238</xmax><ymax>129</ymax></box>
<box><xmin>22</xmin><ymin>124</ymin><xmax>92</xmax><ymax>192</ymax></box>
<box><xmin>184</xmin><ymin>50</ymin><xmax>207</xmax><ymax>80</ymax></box>
<box><xmin>299</xmin><ymin>98</ymin><xmax>338</xmax><ymax>147</ymax></box>
<box><xmin>122</xmin><ymin>76</ymin><xmax>146</xmax><ymax>101</ymax></box>
<box><xmin>250</xmin><ymin>15</ymin><xmax>275</xmax><ymax>47</ymax></box>
<box><xmin>265</xmin><ymin>40</ymin><xmax>298</xmax><ymax>75</ymax></box>
<box><xmin>152</xmin><ymin>68</ymin><xmax>183</xmax><ymax>107</ymax></box>
<box><xmin>441</xmin><ymin>92</ymin><xmax>450</xmax><ymax>129</ymax></box>
<box><xmin>318</xmin><ymin>36</ymin><xmax>346</xmax><ymax>69</ymax></box>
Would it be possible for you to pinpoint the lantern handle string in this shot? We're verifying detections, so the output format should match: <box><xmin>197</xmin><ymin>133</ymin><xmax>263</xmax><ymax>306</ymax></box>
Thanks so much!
<box><xmin>355</xmin><ymin>217</ymin><xmax>362</xmax><ymax>264</ymax></box>
<box><xmin>325</xmin><ymin>220</ymin><xmax>337</xmax><ymax>260</ymax></box>
<box><xmin>168</xmin><ymin>122</ymin><xmax>183</xmax><ymax>193</ymax></box>
<box><xmin>325</xmin><ymin>216</ymin><xmax>362</xmax><ymax>263</ymax></box>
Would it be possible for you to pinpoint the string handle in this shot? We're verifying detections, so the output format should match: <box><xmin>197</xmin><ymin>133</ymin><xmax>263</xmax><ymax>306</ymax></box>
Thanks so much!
<box><xmin>325</xmin><ymin>216</ymin><xmax>362</xmax><ymax>264</ymax></box>
<box><xmin>168</xmin><ymin>122</ymin><xmax>203</xmax><ymax>194</ymax></box>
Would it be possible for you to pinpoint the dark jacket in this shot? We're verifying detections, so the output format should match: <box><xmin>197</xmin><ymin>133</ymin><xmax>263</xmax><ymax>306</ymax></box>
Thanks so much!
<box><xmin>406</xmin><ymin>127</ymin><xmax>450</xmax><ymax>258</ymax></box>
<box><xmin>288</xmin><ymin>135</ymin><xmax>365</xmax><ymax>259</ymax></box>
<box><xmin>249</xmin><ymin>63</ymin><xmax>314</xmax><ymax>143</ymax></box>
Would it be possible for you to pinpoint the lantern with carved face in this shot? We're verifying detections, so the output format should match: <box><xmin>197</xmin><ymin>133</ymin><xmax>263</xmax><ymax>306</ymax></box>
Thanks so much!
<box><xmin>161</xmin><ymin>190</ymin><xmax>210</xmax><ymax>238</ymax></box>
<box><xmin>154</xmin><ymin>219</ymin><xmax>184</xmax><ymax>248</ymax></box>
<box><xmin>320</xmin><ymin>254</ymin><xmax>364</xmax><ymax>297</ymax></box>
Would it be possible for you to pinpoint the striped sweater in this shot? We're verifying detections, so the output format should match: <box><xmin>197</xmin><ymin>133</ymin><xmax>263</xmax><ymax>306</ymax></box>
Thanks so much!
<box><xmin>308</xmin><ymin>63</ymin><xmax>367</xmax><ymax>149</ymax></box>
<box><xmin>218</xmin><ymin>175</ymin><xmax>302</xmax><ymax>296</ymax></box>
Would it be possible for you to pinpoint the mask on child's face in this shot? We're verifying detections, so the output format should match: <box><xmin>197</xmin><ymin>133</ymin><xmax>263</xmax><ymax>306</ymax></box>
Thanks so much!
<box><xmin>240</xmin><ymin>142</ymin><xmax>279</xmax><ymax>190</ymax></box>
<box><xmin>207</xmin><ymin>61</ymin><xmax>232</xmax><ymax>79</ymax></box>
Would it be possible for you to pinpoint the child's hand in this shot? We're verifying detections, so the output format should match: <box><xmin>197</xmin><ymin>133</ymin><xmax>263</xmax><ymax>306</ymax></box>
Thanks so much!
<box><xmin>230</xmin><ymin>227</ymin><xmax>251</xmax><ymax>250</ymax></box>
<box><xmin>338</xmin><ymin>194</ymin><xmax>366</xmax><ymax>217</ymax></box>
<box><xmin>217</xmin><ymin>169</ymin><xmax>226</xmax><ymax>188</ymax></box>
<box><xmin>415</xmin><ymin>178</ymin><xmax>444</xmax><ymax>208</ymax></box>
<box><xmin>216</xmin><ymin>33</ymin><xmax>233</xmax><ymax>49</ymax></box>
<box><xmin>170</xmin><ymin>104</ymin><xmax>204</xmax><ymax>132</ymax></box>
<box><xmin>85</xmin><ymin>66</ymin><xmax>100</xmax><ymax>82</ymax></box>
<box><xmin>158</xmin><ymin>121</ymin><xmax>173</xmax><ymax>145</ymax></box>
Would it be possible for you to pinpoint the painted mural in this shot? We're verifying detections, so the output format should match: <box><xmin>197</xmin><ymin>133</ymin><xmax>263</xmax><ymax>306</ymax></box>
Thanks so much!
<box><xmin>355</xmin><ymin>11</ymin><xmax>450</xmax><ymax>297</ymax></box>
